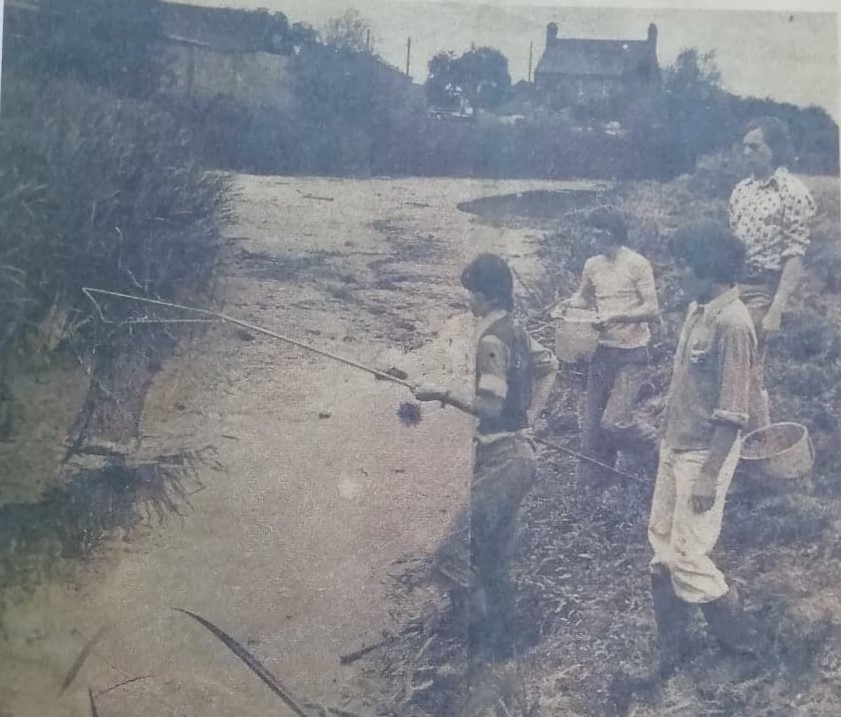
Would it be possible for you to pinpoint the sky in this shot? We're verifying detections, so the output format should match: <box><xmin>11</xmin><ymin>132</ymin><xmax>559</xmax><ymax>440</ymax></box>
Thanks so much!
<box><xmin>177</xmin><ymin>0</ymin><xmax>840</xmax><ymax>119</ymax></box>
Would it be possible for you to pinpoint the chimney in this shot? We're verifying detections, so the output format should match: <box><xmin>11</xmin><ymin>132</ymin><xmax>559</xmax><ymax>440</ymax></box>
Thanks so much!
<box><xmin>546</xmin><ymin>22</ymin><xmax>558</xmax><ymax>49</ymax></box>
<box><xmin>647</xmin><ymin>23</ymin><xmax>658</xmax><ymax>49</ymax></box>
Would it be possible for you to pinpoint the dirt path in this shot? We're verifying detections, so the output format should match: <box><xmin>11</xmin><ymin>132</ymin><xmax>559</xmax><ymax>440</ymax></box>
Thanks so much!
<box><xmin>0</xmin><ymin>176</ymin><xmax>604</xmax><ymax>716</ymax></box>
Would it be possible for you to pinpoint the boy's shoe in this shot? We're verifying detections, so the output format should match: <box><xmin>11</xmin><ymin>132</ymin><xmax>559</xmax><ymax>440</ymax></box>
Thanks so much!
<box><xmin>700</xmin><ymin>587</ymin><xmax>770</xmax><ymax>658</ymax></box>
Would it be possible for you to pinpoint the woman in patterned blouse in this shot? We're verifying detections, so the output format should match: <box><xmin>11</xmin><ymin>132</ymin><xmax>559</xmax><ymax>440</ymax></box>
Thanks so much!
<box><xmin>729</xmin><ymin>116</ymin><xmax>817</xmax><ymax>430</ymax></box>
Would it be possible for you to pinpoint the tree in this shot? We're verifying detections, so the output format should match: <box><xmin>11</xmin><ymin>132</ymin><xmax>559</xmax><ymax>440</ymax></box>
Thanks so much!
<box><xmin>424</xmin><ymin>46</ymin><xmax>511</xmax><ymax>110</ymax></box>
<box><xmin>287</xmin><ymin>37</ymin><xmax>425</xmax><ymax>175</ymax></box>
<box><xmin>663</xmin><ymin>49</ymin><xmax>735</xmax><ymax>165</ymax></box>
<box><xmin>425</xmin><ymin>51</ymin><xmax>459</xmax><ymax>107</ymax></box>
<box><xmin>458</xmin><ymin>47</ymin><xmax>511</xmax><ymax>109</ymax></box>
<box><xmin>289</xmin><ymin>22</ymin><xmax>319</xmax><ymax>50</ymax></box>
<box><xmin>5</xmin><ymin>0</ymin><xmax>164</xmax><ymax>98</ymax></box>
<box><xmin>321</xmin><ymin>8</ymin><xmax>376</xmax><ymax>54</ymax></box>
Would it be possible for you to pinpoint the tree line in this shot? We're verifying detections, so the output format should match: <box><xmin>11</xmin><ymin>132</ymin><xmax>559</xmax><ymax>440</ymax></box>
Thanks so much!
<box><xmin>178</xmin><ymin>7</ymin><xmax>838</xmax><ymax>180</ymax></box>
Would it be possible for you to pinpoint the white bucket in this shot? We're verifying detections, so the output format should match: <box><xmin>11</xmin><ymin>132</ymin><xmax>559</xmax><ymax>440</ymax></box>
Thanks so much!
<box><xmin>554</xmin><ymin>309</ymin><xmax>599</xmax><ymax>363</ymax></box>
<box><xmin>740</xmin><ymin>422</ymin><xmax>815</xmax><ymax>480</ymax></box>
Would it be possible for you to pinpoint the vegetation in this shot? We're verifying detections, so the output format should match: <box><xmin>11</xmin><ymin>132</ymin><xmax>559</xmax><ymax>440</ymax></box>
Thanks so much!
<box><xmin>321</xmin><ymin>8</ymin><xmax>378</xmax><ymax>54</ymax></box>
<box><xmin>0</xmin><ymin>0</ymin><xmax>231</xmax><ymax>449</ymax></box>
<box><xmin>185</xmin><ymin>26</ymin><xmax>836</xmax><ymax>180</ymax></box>
<box><xmin>371</xmin><ymin>165</ymin><xmax>841</xmax><ymax>717</ymax></box>
<box><xmin>3</xmin><ymin>0</ymin><xmax>164</xmax><ymax>99</ymax></box>
<box><xmin>425</xmin><ymin>47</ymin><xmax>512</xmax><ymax>110</ymax></box>
<box><xmin>529</xmin><ymin>172</ymin><xmax>841</xmax><ymax>717</ymax></box>
<box><xmin>624</xmin><ymin>49</ymin><xmax>839</xmax><ymax>178</ymax></box>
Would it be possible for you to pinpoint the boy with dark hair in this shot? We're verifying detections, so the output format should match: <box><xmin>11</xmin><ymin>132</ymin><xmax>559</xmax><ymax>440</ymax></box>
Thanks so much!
<box><xmin>649</xmin><ymin>221</ymin><xmax>765</xmax><ymax>676</ymax></box>
<box><xmin>555</xmin><ymin>205</ymin><xmax>660</xmax><ymax>484</ymax></box>
<box><xmin>413</xmin><ymin>253</ymin><xmax>557</xmax><ymax>661</ymax></box>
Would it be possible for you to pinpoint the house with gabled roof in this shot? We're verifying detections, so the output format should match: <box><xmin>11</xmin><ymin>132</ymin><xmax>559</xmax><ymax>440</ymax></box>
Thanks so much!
<box><xmin>534</xmin><ymin>21</ymin><xmax>660</xmax><ymax>110</ymax></box>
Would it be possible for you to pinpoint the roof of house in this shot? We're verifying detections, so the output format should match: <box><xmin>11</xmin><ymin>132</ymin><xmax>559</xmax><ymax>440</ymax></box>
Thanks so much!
<box><xmin>535</xmin><ymin>39</ymin><xmax>652</xmax><ymax>78</ymax></box>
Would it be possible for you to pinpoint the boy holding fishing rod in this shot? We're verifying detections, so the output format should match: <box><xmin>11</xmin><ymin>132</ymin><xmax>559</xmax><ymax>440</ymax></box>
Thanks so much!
<box><xmin>411</xmin><ymin>253</ymin><xmax>558</xmax><ymax>661</ymax></box>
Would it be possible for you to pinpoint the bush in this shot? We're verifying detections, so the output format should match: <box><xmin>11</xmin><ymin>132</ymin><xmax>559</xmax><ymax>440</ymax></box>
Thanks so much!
<box><xmin>425</xmin><ymin>47</ymin><xmax>511</xmax><ymax>110</ymax></box>
<box><xmin>624</xmin><ymin>49</ymin><xmax>839</xmax><ymax>180</ymax></box>
<box><xmin>4</xmin><ymin>0</ymin><xmax>164</xmax><ymax>98</ymax></box>
<box><xmin>0</xmin><ymin>74</ymin><xmax>231</xmax><ymax>387</ymax></box>
<box><xmin>687</xmin><ymin>147</ymin><xmax>750</xmax><ymax>199</ymax></box>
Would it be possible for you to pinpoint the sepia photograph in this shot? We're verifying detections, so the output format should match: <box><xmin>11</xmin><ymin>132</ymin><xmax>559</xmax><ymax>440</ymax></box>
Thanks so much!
<box><xmin>0</xmin><ymin>0</ymin><xmax>838</xmax><ymax>715</ymax></box>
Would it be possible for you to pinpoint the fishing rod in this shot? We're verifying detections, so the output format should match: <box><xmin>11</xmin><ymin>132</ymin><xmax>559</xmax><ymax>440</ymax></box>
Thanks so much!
<box><xmin>81</xmin><ymin>287</ymin><xmax>638</xmax><ymax>480</ymax></box>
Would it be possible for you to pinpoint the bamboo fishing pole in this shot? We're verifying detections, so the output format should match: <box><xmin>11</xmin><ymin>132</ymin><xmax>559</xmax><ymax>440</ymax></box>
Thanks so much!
<box><xmin>82</xmin><ymin>287</ymin><xmax>413</xmax><ymax>388</ymax></box>
<box><xmin>81</xmin><ymin>287</ymin><xmax>639</xmax><ymax>480</ymax></box>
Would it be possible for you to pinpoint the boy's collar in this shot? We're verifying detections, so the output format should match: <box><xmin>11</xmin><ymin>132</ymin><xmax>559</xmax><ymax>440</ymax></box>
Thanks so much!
<box><xmin>751</xmin><ymin>165</ymin><xmax>787</xmax><ymax>189</ymax></box>
<box><xmin>475</xmin><ymin>308</ymin><xmax>510</xmax><ymax>337</ymax></box>
<box><xmin>690</xmin><ymin>286</ymin><xmax>740</xmax><ymax>318</ymax></box>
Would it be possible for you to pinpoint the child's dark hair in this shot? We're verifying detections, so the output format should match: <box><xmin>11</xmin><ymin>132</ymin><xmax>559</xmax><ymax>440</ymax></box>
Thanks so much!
<box><xmin>669</xmin><ymin>221</ymin><xmax>745</xmax><ymax>285</ymax></box>
<box><xmin>461</xmin><ymin>253</ymin><xmax>514</xmax><ymax>310</ymax></box>
<box><xmin>585</xmin><ymin>205</ymin><xmax>628</xmax><ymax>245</ymax></box>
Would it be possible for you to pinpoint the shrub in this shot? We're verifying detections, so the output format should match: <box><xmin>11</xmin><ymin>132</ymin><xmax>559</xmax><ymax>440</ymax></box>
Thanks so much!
<box><xmin>4</xmin><ymin>0</ymin><xmax>164</xmax><ymax>98</ymax></box>
<box><xmin>425</xmin><ymin>47</ymin><xmax>511</xmax><ymax>110</ymax></box>
<box><xmin>0</xmin><ymin>73</ymin><xmax>232</xmax><ymax>447</ymax></box>
<box><xmin>0</xmin><ymin>77</ymin><xmax>231</xmax><ymax>341</ymax></box>
<box><xmin>687</xmin><ymin>147</ymin><xmax>750</xmax><ymax>199</ymax></box>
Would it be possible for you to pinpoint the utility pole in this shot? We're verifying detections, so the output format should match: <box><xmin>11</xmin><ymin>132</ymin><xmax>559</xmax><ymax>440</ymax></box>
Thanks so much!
<box><xmin>366</xmin><ymin>28</ymin><xmax>370</xmax><ymax>53</ymax></box>
<box><xmin>0</xmin><ymin>0</ymin><xmax>4</xmax><ymax>120</ymax></box>
<box><xmin>406</xmin><ymin>36</ymin><xmax>411</xmax><ymax>77</ymax></box>
<box><xmin>528</xmin><ymin>41</ymin><xmax>533</xmax><ymax>83</ymax></box>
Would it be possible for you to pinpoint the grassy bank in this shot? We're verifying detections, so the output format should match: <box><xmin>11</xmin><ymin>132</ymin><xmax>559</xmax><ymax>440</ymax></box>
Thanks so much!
<box><xmin>371</xmin><ymin>170</ymin><xmax>841</xmax><ymax>716</ymax></box>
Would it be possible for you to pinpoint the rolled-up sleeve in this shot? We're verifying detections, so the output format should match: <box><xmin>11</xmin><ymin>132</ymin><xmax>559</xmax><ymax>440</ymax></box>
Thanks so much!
<box><xmin>476</xmin><ymin>335</ymin><xmax>510</xmax><ymax>399</ymax></box>
<box><xmin>711</xmin><ymin>323</ymin><xmax>754</xmax><ymax>428</ymax></box>
<box><xmin>780</xmin><ymin>176</ymin><xmax>816</xmax><ymax>260</ymax></box>
<box><xmin>529</xmin><ymin>336</ymin><xmax>558</xmax><ymax>378</ymax></box>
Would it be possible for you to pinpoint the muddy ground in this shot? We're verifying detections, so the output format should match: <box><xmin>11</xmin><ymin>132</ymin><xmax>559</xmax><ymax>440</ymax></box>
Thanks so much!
<box><xmin>0</xmin><ymin>176</ymin><xmax>608</xmax><ymax>716</ymax></box>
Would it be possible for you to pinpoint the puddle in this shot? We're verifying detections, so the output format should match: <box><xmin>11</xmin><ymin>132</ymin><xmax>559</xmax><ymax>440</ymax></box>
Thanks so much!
<box><xmin>456</xmin><ymin>189</ymin><xmax>603</xmax><ymax>222</ymax></box>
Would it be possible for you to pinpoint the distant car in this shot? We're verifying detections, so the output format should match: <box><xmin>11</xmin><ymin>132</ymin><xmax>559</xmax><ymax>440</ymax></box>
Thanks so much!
<box><xmin>427</xmin><ymin>106</ymin><xmax>475</xmax><ymax>122</ymax></box>
<box><xmin>604</xmin><ymin>121</ymin><xmax>627</xmax><ymax>137</ymax></box>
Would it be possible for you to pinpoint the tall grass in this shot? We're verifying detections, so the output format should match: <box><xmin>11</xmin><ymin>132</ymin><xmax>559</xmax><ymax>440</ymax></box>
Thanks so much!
<box><xmin>0</xmin><ymin>75</ymin><xmax>231</xmax><ymax>359</ymax></box>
